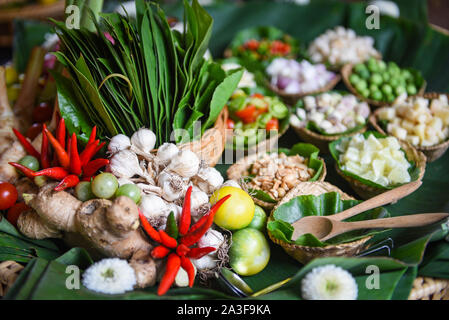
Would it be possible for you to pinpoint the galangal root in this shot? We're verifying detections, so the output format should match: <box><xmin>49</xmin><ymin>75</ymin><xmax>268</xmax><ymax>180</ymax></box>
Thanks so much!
<box><xmin>19</xmin><ymin>183</ymin><xmax>157</xmax><ymax>288</ymax></box>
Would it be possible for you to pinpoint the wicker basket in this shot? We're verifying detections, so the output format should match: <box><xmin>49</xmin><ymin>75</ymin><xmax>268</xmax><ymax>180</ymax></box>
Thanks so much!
<box><xmin>178</xmin><ymin>107</ymin><xmax>228</xmax><ymax>167</ymax></box>
<box><xmin>341</xmin><ymin>64</ymin><xmax>427</xmax><ymax>108</ymax></box>
<box><xmin>227</xmin><ymin>152</ymin><xmax>327</xmax><ymax>210</ymax></box>
<box><xmin>293</xmin><ymin>125</ymin><xmax>367</xmax><ymax>154</ymax></box>
<box><xmin>267</xmin><ymin>181</ymin><xmax>372</xmax><ymax>264</ymax></box>
<box><xmin>409</xmin><ymin>277</ymin><xmax>449</xmax><ymax>300</ymax></box>
<box><xmin>268</xmin><ymin>74</ymin><xmax>341</xmax><ymax>106</ymax></box>
<box><xmin>334</xmin><ymin>140</ymin><xmax>427</xmax><ymax>199</ymax></box>
<box><xmin>369</xmin><ymin>93</ymin><xmax>449</xmax><ymax>163</ymax></box>
<box><xmin>0</xmin><ymin>260</ymin><xmax>24</xmax><ymax>298</ymax></box>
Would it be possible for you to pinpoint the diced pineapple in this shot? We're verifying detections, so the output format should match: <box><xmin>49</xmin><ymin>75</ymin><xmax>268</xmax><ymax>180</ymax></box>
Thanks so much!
<box><xmin>406</xmin><ymin>135</ymin><xmax>420</xmax><ymax>146</ymax></box>
<box><xmin>435</xmin><ymin>109</ymin><xmax>449</xmax><ymax>126</ymax></box>
<box><xmin>343</xmin><ymin>147</ymin><xmax>360</xmax><ymax>162</ymax></box>
<box><xmin>374</xmin><ymin>176</ymin><xmax>389</xmax><ymax>187</ymax></box>
<box><xmin>372</xmin><ymin>159</ymin><xmax>385</xmax><ymax>179</ymax></box>
<box><xmin>378</xmin><ymin>107</ymin><xmax>396</xmax><ymax>121</ymax></box>
<box><xmin>366</xmin><ymin>134</ymin><xmax>382</xmax><ymax>150</ymax></box>
<box><xmin>388</xmin><ymin>167</ymin><xmax>411</xmax><ymax>185</ymax></box>
<box><xmin>400</xmin><ymin>120</ymin><xmax>415</xmax><ymax>132</ymax></box>
<box><xmin>413</xmin><ymin>124</ymin><xmax>427</xmax><ymax>141</ymax></box>
<box><xmin>359</xmin><ymin>150</ymin><xmax>372</xmax><ymax>165</ymax></box>
<box><xmin>391</xmin><ymin>125</ymin><xmax>407</xmax><ymax>140</ymax></box>
<box><xmin>343</xmin><ymin>161</ymin><xmax>362</xmax><ymax>175</ymax></box>
<box><xmin>384</xmin><ymin>136</ymin><xmax>401</xmax><ymax>150</ymax></box>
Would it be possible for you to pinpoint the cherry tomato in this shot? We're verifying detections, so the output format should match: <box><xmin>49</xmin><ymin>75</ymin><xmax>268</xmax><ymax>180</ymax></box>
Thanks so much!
<box><xmin>0</xmin><ymin>182</ymin><xmax>18</xmax><ymax>210</ymax></box>
<box><xmin>235</xmin><ymin>105</ymin><xmax>257</xmax><ymax>124</ymax></box>
<box><xmin>6</xmin><ymin>203</ymin><xmax>30</xmax><ymax>227</ymax></box>
<box><xmin>32</xmin><ymin>102</ymin><xmax>53</xmax><ymax>123</ymax></box>
<box><xmin>245</xmin><ymin>39</ymin><xmax>259</xmax><ymax>51</ymax></box>
<box><xmin>226</xmin><ymin>119</ymin><xmax>235</xmax><ymax>130</ymax></box>
<box><xmin>266</xmin><ymin>118</ymin><xmax>279</xmax><ymax>131</ymax></box>
<box><xmin>26</xmin><ymin>123</ymin><xmax>43</xmax><ymax>140</ymax></box>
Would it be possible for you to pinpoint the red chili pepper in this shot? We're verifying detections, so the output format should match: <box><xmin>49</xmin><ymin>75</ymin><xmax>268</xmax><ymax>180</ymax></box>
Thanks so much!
<box><xmin>87</xmin><ymin>126</ymin><xmax>97</xmax><ymax>146</ymax></box>
<box><xmin>34</xmin><ymin>167</ymin><xmax>69</xmax><ymax>180</ymax></box>
<box><xmin>181</xmin><ymin>195</ymin><xmax>231</xmax><ymax>247</ymax></box>
<box><xmin>151</xmin><ymin>245</ymin><xmax>170</xmax><ymax>259</ymax></box>
<box><xmin>266</xmin><ymin>118</ymin><xmax>279</xmax><ymax>131</ymax></box>
<box><xmin>82</xmin><ymin>159</ymin><xmax>109</xmax><ymax>178</ymax></box>
<box><xmin>186</xmin><ymin>247</ymin><xmax>216</xmax><ymax>259</ymax></box>
<box><xmin>69</xmin><ymin>133</ymin><xmax>82</xmax><ymax>176</ymax></box>
<box><xmin>138</xmin><ymin>210</ymin><xmax>161</xmax><ymax>243</ymax></box>
<box><xmin>176</xmin><ymin>244</ymin><xmax>191</xmax><ymax>257</ymax></box>
<box><xmin>56</xmin><ymin>118</ymin><xmax>66</xmax><ymax>150</ymax></box>
<box><xmin>157</xmin><ymin>253</ymin><xmax>181</xmax><ymax>296</ymax></box>
<box><xmin>44</xmin><ymin>126</ymin><xmax>70</xmax><ymax>170</ymax></box>
<box><xmin>93</xmin><ymin>142</ymin><xmax>106</xmax><ymax>156</ymax></box>
<box><xmin>8</xmin><ymin>162</ymin><xmax>36</xmax><ymax>180</ymax></box>
<box><xmin>54</xmin><ymin>174</ymin><xmax>79</xmax><ymax>191</ymax></box>
<box><xmin>81</xmin><ymin>176</ymin><xmax>95</xmax><ymax>182</ymax></box>
<box><xmin>159</xmin><ymin>230</ymin><xmax>177</xmax><ymax>249</ymax></box>
<box><xmin>40</xmin><ymin>125</ymin><xmax>50</xmax><ymax>169</ymax></box>
<box><xmin>181</xmin><ymin>256</ymin><xmax>195</xmax><ymax>288</ymax></box>
<box><xmin>179</xmin><ymin>186</ymin><xmax>193</xmax><ymax>236</ymax></box>
<box><xmin>12</xmin><ymin>129</ymin><xmax>40</xmax><ymax>160</ymax></box>
<box><xmin>79</xmin><ymin>140</ymin><xmax>99</xmax><ymax>166</ymax></box>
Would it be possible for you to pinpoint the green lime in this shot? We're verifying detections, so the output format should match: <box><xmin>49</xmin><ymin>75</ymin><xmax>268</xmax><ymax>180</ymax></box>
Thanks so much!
<box><xmin>247</xmin><ymin>205</ymin><xmax>268</xmax><ymax>232</ymax></box>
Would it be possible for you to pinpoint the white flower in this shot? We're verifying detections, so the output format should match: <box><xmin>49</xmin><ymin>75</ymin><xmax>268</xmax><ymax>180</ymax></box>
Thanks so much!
<box><xmin>82</xmin><ymin>258</ymin><xmax>137</xmax><ymax>295</ymax></box>
<box><xmin>301</xmin><ymin>264</ymin><xmax>358</xmax><ymax>300</ymax></box>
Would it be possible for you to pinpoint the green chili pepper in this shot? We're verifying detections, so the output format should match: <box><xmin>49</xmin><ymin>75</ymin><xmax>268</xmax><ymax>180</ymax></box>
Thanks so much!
<box><xmin>165</xmin><ymin>211</ymin><xmax>179</xmax><ymax>239</ymax></box>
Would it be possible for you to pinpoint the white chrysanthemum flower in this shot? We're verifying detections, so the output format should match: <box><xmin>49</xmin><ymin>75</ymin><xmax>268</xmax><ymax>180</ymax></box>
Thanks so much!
<box><xmin>82</xmin><ymin>258</ymin><xmax>137</xmax><ymax>295</ymax></box>
<box><xmin>301</xmin><ymin>264</ymin><xmax>358</xmax><ymax>300</ymax></box>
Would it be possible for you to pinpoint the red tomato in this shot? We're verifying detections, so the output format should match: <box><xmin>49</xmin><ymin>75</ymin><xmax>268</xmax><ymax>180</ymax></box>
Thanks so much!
<box><xmin>251</xmin><ymin>93</ymin><xmax>264</xmax><ymax>99</ymax></box>
<box><xmin>0</xmin><ymin>182</ymin><xmax>18</xmax><ymax>210</ymax></box>
<box><xmin>7</xmin><ymin>203</ymin><xmax>30</xmax><ymax>227</ymax></box>
<box><xmin>235</xmin><ymin>105</ymin><xmax>258</xmax><ymax>124</ymax></box>
<box><xmin>26</xmin><ymin>123</ymin><xmax>44</xmax><ymax>140</ymax></box>
<box><xmin>266</xmin><ymin>118</ymin><xmax>279</xmax><ymax>131</ymax></box>
<box><xmin>245</xmin><ymin>39</ymin><xmax>260</xmax><ymax>51</ymax></box>
<box><xmin>32</xmin><ymin>102</ymin><xmax>53</xmax><ymax>123</ymax></box>
<box><xmin>226</xmin><ymin>119</ymin><xmax>235</xmax><ymax>130</ymax></box>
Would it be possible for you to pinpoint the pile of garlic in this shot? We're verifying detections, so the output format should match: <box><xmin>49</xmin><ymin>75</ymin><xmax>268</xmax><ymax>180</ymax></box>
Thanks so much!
<box><xmin>308</xmin><ymin>26</ymin><xmax>380</xmax><ymax>67</ymax></box>
<box><xmin>377</xmin><ymin>94</ymin><xmax>449</xmax><ymax>147</ymax></box>
<box><xmin>107</xmin><ymin>128</ymin><xmax>236</xmax><ymax>231</ymax></box>
<box><xmin>337</xmin><ymin>133</ymin><xmax>411</xmax><ymax>187</ymax></box>
<box><xmin>290</xmin><ymin>92</ymin><xmax>370</xmax><ymax>134</ymax></box>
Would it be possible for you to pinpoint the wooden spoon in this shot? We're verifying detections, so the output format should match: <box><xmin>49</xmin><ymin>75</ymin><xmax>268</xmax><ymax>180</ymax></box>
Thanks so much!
<box><xmin>291</xmin><ymin>181</ymin><xmax>422</xmax><ymax>240</ymax></box>
<box><xmin>315</xmin><ymin>212</ymin><xmax>449</xmax><ymax>242</ymax></box>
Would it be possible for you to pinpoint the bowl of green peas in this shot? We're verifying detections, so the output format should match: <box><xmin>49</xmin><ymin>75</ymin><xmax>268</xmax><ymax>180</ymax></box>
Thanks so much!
<box><xmin>342</xmin><ymin>58</ymin><xmax>426</xmax><ymax>107</ymax></box>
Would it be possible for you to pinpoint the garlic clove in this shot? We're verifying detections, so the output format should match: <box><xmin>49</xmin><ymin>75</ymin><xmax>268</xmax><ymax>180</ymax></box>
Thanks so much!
<box><xmin>131</xmin><ymin>128</ymin><xmax>156</xmax><ymax>154</ymax></box>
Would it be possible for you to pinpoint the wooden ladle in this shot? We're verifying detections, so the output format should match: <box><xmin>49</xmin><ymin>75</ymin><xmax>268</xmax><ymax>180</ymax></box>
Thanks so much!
<box><xmin>310</xmin><ymin>212</ymin><xmax>449</xmax><ymax>242</ymax></box>
<box><xmin>291</xmin><ymin>180</ymin><xmax>422</xmax><ymax>240</ymax></box>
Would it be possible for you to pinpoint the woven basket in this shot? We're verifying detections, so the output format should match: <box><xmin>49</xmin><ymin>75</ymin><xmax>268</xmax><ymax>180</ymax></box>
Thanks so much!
<box><xmin>227</xmin><ymin>152</ymin><xmax>327</xmax><ymax>210</ymax></box>
<box><xmin>178</xmin><ymin>107</ymin><xmax>228</xmax><ymax>167</ymax></box>
<box><xmin>267</xmin><ymin>181</ymin><xmax>371</xmax><ymax>264</ymax></box>
<box><xmin>409</xmin><ymin>277</ymin><xmax>449</xmax><ymax>300</ymax></box>
<box><xmin>0</xmin><ymin>260</ymin><xmax>24</xmax><ymax>298</ymax></box>
<box><xmin>268</xmin><ymin>74</ymin><xmax>341</xmax><ymax>106</ymax></box>
<box><xmin>335</xmin><ymin>140</ymin><xmax>427</xmax><ymax>199</ymax></box>
<box><xmin>341</xmin><ymin>63</ymin><xmax>427</xmax><ymax>108</ymax></box>
<box><xmin>369</xmin><ymin>93</ymin><xmax>449</xmax><ymax>163</ymax></box>
<box><xmin>293</xmin><ymin>125</ymin><xmax>367</xmax><ymax>154</ymax></box>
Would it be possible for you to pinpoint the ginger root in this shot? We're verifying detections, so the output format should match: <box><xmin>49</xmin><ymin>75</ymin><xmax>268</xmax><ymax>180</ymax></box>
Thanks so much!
<box><xmin>21</xmin><ymin>184</ymin><xmax>157</xmax><ymax>288</ymax></box>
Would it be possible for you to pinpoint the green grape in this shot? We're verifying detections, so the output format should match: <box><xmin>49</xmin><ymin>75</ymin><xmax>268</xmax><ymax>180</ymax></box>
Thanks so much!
<box><xmin>92</xmin><ymin>173</ymin><xmax>119</xmax><ymax>199</ymax></box>
<box><xmin>115</xmin><ymin>184</ymin><xmax>142</xmax><ymax>204</ymax></box>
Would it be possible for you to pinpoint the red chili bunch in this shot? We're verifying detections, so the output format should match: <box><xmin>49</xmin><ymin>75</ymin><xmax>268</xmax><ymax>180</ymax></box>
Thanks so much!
<box><xmin>9</xmin><ymin>118</ymin><xmax>109</xmax><ymax>191</ymax></box>
<box><xmin>139</xmin><ymin>186</ymin><xmax>231</xmax><ymax>296</ymax></box>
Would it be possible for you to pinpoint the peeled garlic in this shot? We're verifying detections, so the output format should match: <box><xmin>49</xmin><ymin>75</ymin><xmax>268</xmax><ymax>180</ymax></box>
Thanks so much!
<box><xmin>108</xmin><ymin>134</ymin><xmax>131</xmax><ymax>155</ymax></box>
<box><xmin>168</xmin><ymin>149</ymin><xmax>200</xmax><ymax>178</ymax></box>
<box><xmin>192</xmin><ymin>166</ymin><xmax>224</xmax><ymax>194</ymax></box>
<box><xmin>108</xmin><ymin>149</ymin><xmax>144</xmax><ymax>178</ymax></box>
<box><xmin>131</xmin><ymin>128</ymin><xmax>156</xmax><ymax>154</ymax></box>
<box><xmin>155</xmin><ymin>143</ymin><xmax>179</xmax><ymax>167</ymax></box>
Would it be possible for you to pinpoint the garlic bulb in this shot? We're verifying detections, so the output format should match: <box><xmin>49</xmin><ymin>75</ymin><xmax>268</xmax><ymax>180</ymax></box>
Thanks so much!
<box><xmin>168</xmin><ymin>149</ymin><xmax>200</xmax><ymax>178</ymax></box>
<box><xmin>192</xmin><ymin>255</ymin><xmax>217</xmax><ymax>270</ymax></box>
<box><xmin>197</xmin><ymin>229</ymin><xmax>224</xmax><ymax>251</ymax></box>
<box><xmin>131</xmin><ymin>128</ymin><xmax>156</xmax><ymax>154</ymax></box>
<box><xmin>139</xmin><ymin>194</ymin><xmax>170</xmax><ymax>222</ymax></box>
<box><xmin>108</xmin><ymin>134</ymin><xmax>131</xmax><ymax>155</ymax></box>
<box><xmin>155</xmin><ymin>143</ymin><xmax>179</xmax><ymax>167</ymax></box>
<box><xmin>192</xmin><ymin>167</ymin><xmax>224</xmax><ymax>194</ymax></box>
<box><xmin>108</xmin><ymin>150</ymin><xmax>144</xmax><ymax>178</ymax></box>
<box><xmin>221</xmin><ymin>180</ymin><xmax>241</xmax><ymax>189</ymax></box>
<box><xmin>157</xmin><ymin>170</ymin><xmax>188</xmax><ymax>202</ymax></box>
<box><xmin>190</xmin><ymin>189</ymin><xmax>209</xmax><ymax>212</ymax></box>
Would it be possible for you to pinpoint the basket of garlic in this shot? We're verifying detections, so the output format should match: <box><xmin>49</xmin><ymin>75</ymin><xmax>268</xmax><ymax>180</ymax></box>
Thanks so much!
<box><xmin>226</xmin><ymin>143</ymin><xmax>326</xmax><ymax>209</ymax></box>
<box><xmin>370</xmin><ymin>93</ymin><xmax>449</xmax><ymax>162</ymax></box>
<box><xmin>329</xmin><ymin>132</ymin><xmax>426</xmax><ymax>199</ymax></box>
<box><xmin>107</xmin><ymin>129</ymin><xmax>237</xmax><ymax>283</ymax></box>
<box><xmin>290</xmin><ymin>91</ymin><xmax>370</xmax><ymax>153</ymax></box>
<box><xmin>307</xmin><ymin>26</ymin><xmax>382</xmax><ymax>71</ymax></box>
<box><xmin>267</xmin><ymin>182</ymin><xmax>384</xmax><ymax>264</ymax></box>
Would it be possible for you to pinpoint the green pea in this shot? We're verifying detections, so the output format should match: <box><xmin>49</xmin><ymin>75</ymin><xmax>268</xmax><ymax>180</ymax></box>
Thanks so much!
<box><xmin>75</xmin><ymin>181</ymin><xmax>95</xmax><ymax>202</ymax></box>
<box><xmin>18</xmin><ymin>155</ymin><xmax>40</xmax><ymax>172</ymax></box>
